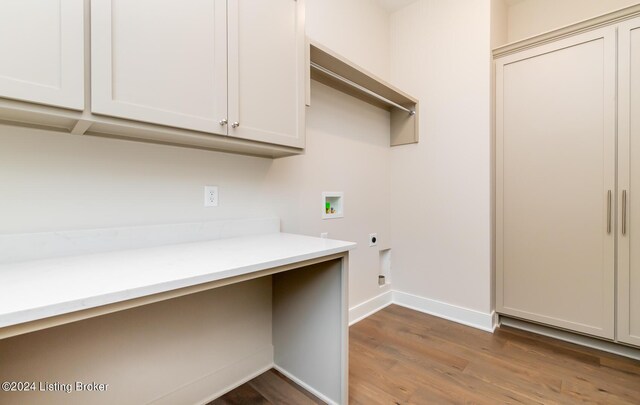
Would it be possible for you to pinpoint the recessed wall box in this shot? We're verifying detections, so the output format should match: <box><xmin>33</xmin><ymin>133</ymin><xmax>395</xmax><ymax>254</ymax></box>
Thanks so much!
<box><xmin>322</xmin><ymin>192</ymin><xmax>344</xmax><ymax>219</ymax></box>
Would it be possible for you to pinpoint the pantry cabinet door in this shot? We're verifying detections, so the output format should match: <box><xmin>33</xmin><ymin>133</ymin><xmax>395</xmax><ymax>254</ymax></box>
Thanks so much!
<box><xmin>495</xmin><ymin>26</ymin><xmax>616</xmax><ymax>339</ymax></box>
<box><xmin>227</xmin><ymin>0</ymin><xmax>306</xmax><ymax>148</ymax></box>
<box><xmin>91</xmin><ymin>0</ymin><xmax>228</xmax><ymax>134</ymax></box>
<box><xmin>0</xmin><ymin>0</ymin><xmax>84</xmax><ymax>110</ymax></box>
<box><xmin>617</xmin><ymin>16</ymin><xmax>640</xmax><ymax>348</ymax></box>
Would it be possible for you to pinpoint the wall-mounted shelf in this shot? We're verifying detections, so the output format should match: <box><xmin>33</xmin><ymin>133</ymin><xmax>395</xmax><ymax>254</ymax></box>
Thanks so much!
<box><xmin>309</xmin><ymin>40</ymin><xmax>419</xmax><ymax>146</ymax></box>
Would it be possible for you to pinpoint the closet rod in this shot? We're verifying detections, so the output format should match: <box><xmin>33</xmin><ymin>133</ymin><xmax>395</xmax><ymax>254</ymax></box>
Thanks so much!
<box><xmin>310</xmin><ymin>62</ymin><xmax>416</xmax><ymax>116</ymax></box>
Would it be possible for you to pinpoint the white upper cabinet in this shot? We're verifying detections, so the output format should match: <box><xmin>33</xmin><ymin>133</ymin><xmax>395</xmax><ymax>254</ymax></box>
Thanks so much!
<box><xmin>91</xmin><ymin>0</ymin><xmax>228</xmax><ymax>135</ymax></box>
<box><xmin>90</xmin><ymin>0</ymin><xmax>304</xmax><ymax>147</ymax></box>
<box><xmin>227</xmin><ymin>0</ymin><xmax>306</xmax><ymax>148</ymax></box>
<box><xmin>0</xmin><ymin>0</ymin><xmax>305</xmax><ymax>155</ymax></box>
<box><xmin>0</xmin><ymin>0</ymin><xmax>84</xmax><ymax>110</ymax></box>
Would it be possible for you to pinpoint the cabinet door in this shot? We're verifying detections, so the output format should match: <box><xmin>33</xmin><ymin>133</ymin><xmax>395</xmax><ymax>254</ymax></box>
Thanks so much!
<box><xmin>91</xmin><ymin>0</ymin><xmax>227</xmax><ymax>134</ymax></box>
<box><xmin>495</xmin><ymin>27</ymin><xmax>616</xmax><ymax>339</ymax></box>
<box><xmin>0</xmin><ymin>0</ymin><xmax>84</xmax><ymax>110</ymax></box>
<box><xmin>227</xmin><ymin>0</ymin><xmax>305</xmax><ymax>148</ymax></box>
<box><xmin>618</xmin><ymin>16</ymin><xmax>640</xmax><ymax>348</ymax></box>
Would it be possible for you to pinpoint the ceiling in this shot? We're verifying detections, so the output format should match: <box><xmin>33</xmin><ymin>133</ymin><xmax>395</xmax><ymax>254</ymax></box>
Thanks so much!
<box><xmin>376</xmin><ymin>0</ymin><xmax>418</xmax><ymax>12</ymax></box>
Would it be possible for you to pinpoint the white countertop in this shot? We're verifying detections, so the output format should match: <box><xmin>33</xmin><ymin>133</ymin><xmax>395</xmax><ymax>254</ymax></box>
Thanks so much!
<box><xmin>0</xmin><ymin>233</ymin><xmax>356</xmax><ymax>329</ymax></box>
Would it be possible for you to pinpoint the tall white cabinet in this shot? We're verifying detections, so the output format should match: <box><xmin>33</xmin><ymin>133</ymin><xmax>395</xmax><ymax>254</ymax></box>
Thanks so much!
<box><xmin>0</xmin><ymin>0</ymin><xmax>84</xmax><ymax>110</ymax></box>
<box><xmin>618</xmin><ymin>16</ymin><xmax>640</xmax><ymax>348</ymax></box>
<box><xmin>91</xmin><ymin>0</ymin><xmax>305</xmax><ymax>148</ymax></box>
<box><xmin>496</xmin><ymin>27</ymin><xmax>617</xmax><ymax>339</ymax></box>
<box><xmin>496</xmin><ymin>10</ymin><xmax>640</xmax><ymax>347</ymax></box>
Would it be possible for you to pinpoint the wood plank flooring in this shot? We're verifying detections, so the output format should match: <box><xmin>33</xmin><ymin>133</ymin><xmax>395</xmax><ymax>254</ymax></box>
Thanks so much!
<box><xmin>209</xmin><ymin>369</ymin><xmax>324</xmax><ymax>405</ymax></box>
<box><xmin>213</xmin><ymin>304</ymin><xmax>640</xmax><ymax>404</ymax></box>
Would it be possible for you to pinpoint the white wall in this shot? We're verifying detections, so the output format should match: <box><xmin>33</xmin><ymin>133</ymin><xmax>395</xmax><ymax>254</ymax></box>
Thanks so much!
<box><xmin>389</xmin><ymin>0</ymin><xmax>493</xmax><ymax>315</ymax></box>
<box><xmin>492</xmin><ymin>0</ymin><xmax>508</xmax><ymax>49</ymax></box>
<box><xmin>507</xmin><ymin>0</ymin><xmax>640</xmax><ymax>42</ymax></box>
<box><xmin>271</xmin><ymin>0</ymin><xmax>392</xmax><ymax>309</ymax></box>
<box><xmin>306</xmin><ymin>0</ymin><xmax>391</xmax><ymax>80</ymax></box>
<box><xmin>0</xmin><ymin>126</ymin><xmax>275</xmax><ymax>233</ymax></box>
<box><xmin>0</xmin><ymin>278</ymin><xmax>273</xmax><ymax>405</ymax></box>
<box><xmin>491</xmin><ymin>0</ymin><xmax>508</xmax><ymax>311</ymax></box>
<box><xmin>266</xmin><ymin>81</ymin><xmax>391</xmax><ymax>308</ymax></box>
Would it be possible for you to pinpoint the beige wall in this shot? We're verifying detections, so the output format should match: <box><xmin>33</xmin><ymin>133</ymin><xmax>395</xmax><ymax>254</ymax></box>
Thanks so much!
<box><xmin>389</xmin><ymin>0</ymin><xmax>493</xmax><ymax>314</ymax></box>
<box><xmin>507</xmin><ymin>0</ymin><xmax>640</xmax><ymax>43</ymax></box>
<box><xmin>306</xmin><ymin>0</ymin><xmax>391</xmax><ymax>80</ymax></box>
<box><xmin>269</xmin><ymin>0</ymin><xmax>392</xmax><ymax>308</ymax></box>
<box><xmin>492</xmin><ymin>0</ymin><xmax>508</xmax><ymax>49</ymax></box>
<box><xmin>0</xmin><ymin>0</ymin><xmax>392</xmax><ymax>403</ymax></box>
<box><xmin>0</xmin><ymin>279</ymin><xmax>273</xmax><ymax>405</ymax></box>
<box><xmin>266</xmin><ymin>81</ymin><xmax>392</xmax><ymax>307</ymax></box>
<box><xmin>0</xmin><ymin>125</ymin><xmax>274</xmax><ymax>233</ymax></box>
<box><xmin>491</xmin><ymin>0</ymin><xmax>508</xmax><ymax>311</ymax></box>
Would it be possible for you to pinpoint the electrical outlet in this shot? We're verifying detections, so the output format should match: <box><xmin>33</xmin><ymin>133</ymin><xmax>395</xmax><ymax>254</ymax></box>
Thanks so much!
<box><xmin>320</xmin><ymin>232</ymin><xmax>328</xmax><ymax>239</ymax></box>
<box><xmin>369</xmin><ymin>233</ymin><xmax>378</xmax><ymax>247</ymax></box>
<box><xmin>204</xmin><ymin>186</ymin><xmax>219</xmax><ymax>207</ymax></box>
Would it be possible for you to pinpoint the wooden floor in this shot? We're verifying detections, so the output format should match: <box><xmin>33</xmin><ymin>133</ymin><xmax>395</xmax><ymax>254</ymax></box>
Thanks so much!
<box><xmin>209</xmin><ymin>369</ymin><xmax>324</xmax><ymax>405</ymax></box>
<box><xmin>213</xmin><ymin>304</ymin><xmax>640</xmax><ymax>404</ymax></box>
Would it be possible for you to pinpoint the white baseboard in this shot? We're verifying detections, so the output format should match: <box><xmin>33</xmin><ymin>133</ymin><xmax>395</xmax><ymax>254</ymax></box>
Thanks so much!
<box><xmin>348</xmin><ymin>289</ymin><xmax>495</xmax><ymax>332</ymax></box>
<box><xmin>273</xmin><ymin>365</ymin><xmax>338</xmax><ymax>405</ymax></box>
<box><xmin>392</xmin><ymin>291</ymin><xmax>495</xmax><ymax>332</ymax></box>
<box><xmin>348</xmin><ymin>290</ymin><xmax>393</xmax><ymax>326</ymax></box>
<box><xmin>148</xmin><ymin>346</ymin><xmax>274</xmax><ymax>405</ymax></box>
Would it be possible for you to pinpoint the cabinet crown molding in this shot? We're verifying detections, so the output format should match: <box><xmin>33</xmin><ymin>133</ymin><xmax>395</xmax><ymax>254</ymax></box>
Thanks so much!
<box><xmin>493</xmin><ymin>4</ymin><xmax>640</xmax><ymax>58</ymax></box>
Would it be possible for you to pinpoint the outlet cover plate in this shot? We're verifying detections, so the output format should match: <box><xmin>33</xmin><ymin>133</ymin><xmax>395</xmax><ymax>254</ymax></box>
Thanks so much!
<box><xmin>204</xmin><ymin>186</ymin><xmax>219</xmax><ymax>207</ymax></box>
<box><xmin>369</xmin><ymin>233</ymin><xmax>378</xmax><ymax>247</ymax></box>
